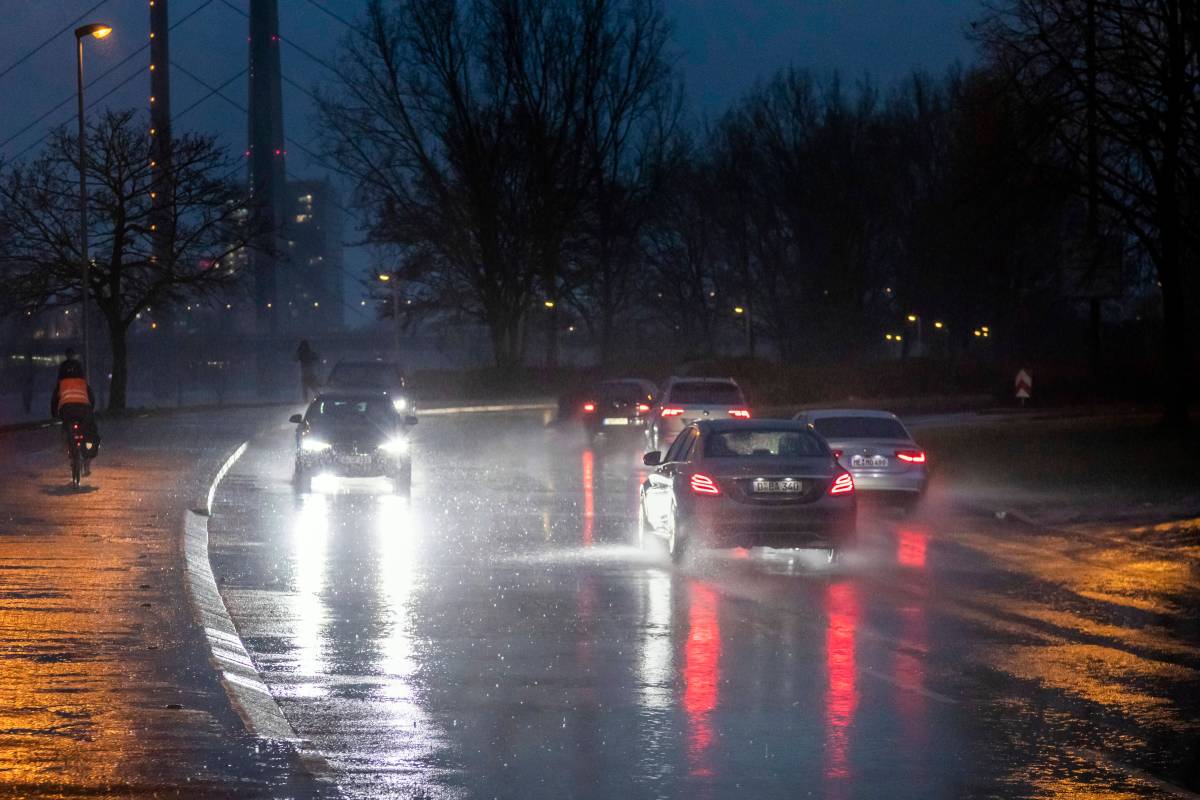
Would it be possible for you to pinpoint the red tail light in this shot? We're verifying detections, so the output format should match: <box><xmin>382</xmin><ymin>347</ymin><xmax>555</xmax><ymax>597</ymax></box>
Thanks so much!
<box><xmin>636</xmin><ymin>403</ymin><xmax>651</xmax><ymax>414</ymax></box>
<box><xmin>829</xmin><ymin>471</ymin><xmax>854</xmax><ymax>495</ymax></box>
<box><xmin>728</xmin><ymin>408</ymin><xmax>751</xmax><ymax>419</ymax></box>
<box><xmin>690</xmin><ymin>473</ymin><xmax>720</xmax><ymax>495</ymax></box>
<box><xmin>831</xmin><ymin>449</ymin><xmax>843</xmax><ymax>460</ymax></box>
<box><xmin>582</xmin><ymin>402</ymin><xmax>596</xmax><ymax>413</ymax></box>
<box><xmin>661</xmin><ymin>407</ymin><xmax>684</xmax><ymax>417</ymax></box>
<box><xmin>895</xmin><ymin>450</ymin><xmax>926</xmax><ymax>464</ymax></box>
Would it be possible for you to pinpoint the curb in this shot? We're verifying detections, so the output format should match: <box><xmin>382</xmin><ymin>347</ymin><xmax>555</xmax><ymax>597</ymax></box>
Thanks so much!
<box><xmin>180</xmin><ymin>441</ymin><xmax>335</xmax><ymax>785</ymax></box>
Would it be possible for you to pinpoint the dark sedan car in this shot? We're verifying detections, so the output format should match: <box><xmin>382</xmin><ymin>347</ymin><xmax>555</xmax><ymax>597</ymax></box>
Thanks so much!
<box><xmin>638</xmin><ymin>420</ymin><xmax>856</xmax><ymax>562</ymax></box>
<box><xmin>290</xmin><ymin>391</ymin><xmax>418</xmax><ymax>493</ymax></box>
<box><xmin>581</xmin><ymin>379</ymin><xmax>656</xmax><ymax>440</ymax></box>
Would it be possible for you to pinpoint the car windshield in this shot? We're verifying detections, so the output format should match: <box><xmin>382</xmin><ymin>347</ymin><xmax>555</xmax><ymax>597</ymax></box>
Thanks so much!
<box><xmin>811</xmin><ymin>416</ymin><xmax>909</xmax><ymax>440</ymax></box>
<box><xmin>705</xmin><ymin>429</ymin><xmax>826</xmax><ymax>458</ymax></box>
<box><xmin>327</xmin><ymin>363</ymin><xmax>402</xmax><ymax>389</ymax></box>
<box><xmin>668</xmin><ymin>381</ymin><xmax>742</xmax><ymax>405</ymax></box>
<box><xmin>308</xmin><ymin>398</ymin><xmax>394</xmax><ymax>423</ymax></box>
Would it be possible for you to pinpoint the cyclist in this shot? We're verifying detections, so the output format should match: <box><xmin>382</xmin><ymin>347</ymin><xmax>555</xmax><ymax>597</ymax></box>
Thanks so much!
<box><xmin>50</xmin><ymin>356</ymin><xmax>98</xmax><ymax>475</ymax></box>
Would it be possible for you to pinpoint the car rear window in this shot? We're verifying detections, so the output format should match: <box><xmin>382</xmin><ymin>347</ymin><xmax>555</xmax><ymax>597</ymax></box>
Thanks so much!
<box><xmin>705</xmin><ymin>430</ymin><xmax>826</xmax><ymax>458</ymax></box>
<box><xmin>667</xmin><ymin>381</ymin><xmax>743</xmax><ymax>405</ymax></box>
<box><xmin>810</xmin><ymin>416</ymin><xmax>909</xmax><ymax>440</ymax></box>
<box><xmin>327</xmin><ymin>364</ymin><xmax>402</xmax><ymax>389</ymax></box>
<box><xmin>598</xmin><ymin>382</ymin><xmax>649</xmax><ymax>402</ymax></box>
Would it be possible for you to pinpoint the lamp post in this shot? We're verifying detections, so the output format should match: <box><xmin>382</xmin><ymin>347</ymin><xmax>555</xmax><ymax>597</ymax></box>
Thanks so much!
<box><xmin>379</xmin><ymin>273</ymin><xmax>400</xmax><ymax>360</ymax></box>
<box><xmin>74</xmin><ymin>22</ymin><xmax>112</xmax><ymax>386</ymax></box>
<box><xmin>906</xmin><ymin>313</ymin><xmax>923</xmax><ymax>356</ymax></box>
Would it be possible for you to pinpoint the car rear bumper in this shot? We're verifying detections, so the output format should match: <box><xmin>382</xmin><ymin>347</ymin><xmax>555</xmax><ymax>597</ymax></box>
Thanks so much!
<box><xmin>848</xmin><ymin>469</ymin><xmax>927</xmax><ymax>494</ymax></box>
<box><xmin>684</xmin><ymin>500</ymin><xmax>856</xmax><ymax>547</ymax></box>
<box><xmin>587</xmin><ymin>415</ymin><xmax>647</xmax><ymax>432</ymax></box>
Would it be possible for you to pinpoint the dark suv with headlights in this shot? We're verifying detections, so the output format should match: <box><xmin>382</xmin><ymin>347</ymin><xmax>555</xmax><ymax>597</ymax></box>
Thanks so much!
<box><xmin>290</xmin><ymin>391</ymin><xmax>418</xmax><ymax>493</ymax></box>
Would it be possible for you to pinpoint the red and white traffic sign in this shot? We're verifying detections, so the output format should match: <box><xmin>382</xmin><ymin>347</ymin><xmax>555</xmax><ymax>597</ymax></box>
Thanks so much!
<box><xmin>1015</xmin><ymin>368</ymin><xmax>1032</xmax><ymax>401</ymax></box>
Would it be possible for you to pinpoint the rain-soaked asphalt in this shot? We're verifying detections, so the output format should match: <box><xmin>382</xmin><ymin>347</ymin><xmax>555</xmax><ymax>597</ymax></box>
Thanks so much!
<box><xmin>209</xmin><ymin>410</ymin><xmax>1200</xmax><ymax>799</ymax></box>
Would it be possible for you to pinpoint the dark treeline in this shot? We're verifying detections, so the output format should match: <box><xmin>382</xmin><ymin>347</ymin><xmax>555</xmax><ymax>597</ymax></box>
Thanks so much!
<box><xmin>323</xmin><ymin>0</ymin><xmax>1197</xmax><ymax>422</ymax></box>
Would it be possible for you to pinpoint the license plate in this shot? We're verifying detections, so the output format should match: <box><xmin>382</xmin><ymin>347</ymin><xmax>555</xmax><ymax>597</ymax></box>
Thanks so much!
<box><xmin>337</xmin><ymin>454</ymin><xmax>372</xmax><ymax>466</ymax></box>
<box><xmin>752</xmin><ymin>479</ymin><xmax>804</xmax><ymax>494</ymax></box>
<box><xmin>850</xmin><ymin>455</ymin><xmax>888</xmax><ymax>468</ymax></box>
<box><xmin>602</xmin><ymin>417</ymin><xmax>629</xmax><ymax>426</ymax></box>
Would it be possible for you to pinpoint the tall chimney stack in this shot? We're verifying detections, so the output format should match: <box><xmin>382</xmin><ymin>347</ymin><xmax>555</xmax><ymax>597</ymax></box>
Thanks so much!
<box><xmin>149</xmin><ymin>0</ymin><xmax>171</xmax><ymax>261</ymax></box>
<box><xmin>248</xmin><ymin>0</ymin><xmax>286</xmax><ymax>334</ymax></box>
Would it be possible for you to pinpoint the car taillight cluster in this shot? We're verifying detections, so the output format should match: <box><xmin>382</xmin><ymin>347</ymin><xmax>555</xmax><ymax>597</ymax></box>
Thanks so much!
<box><xmin>690</xmin><ymin>473</ymin><xmax>720</xmax><ymax>495</ymax></box>
<box><xmin>727</xmin><ymin>408</ymin><xmax>751</xmax><ymax>419</ymax></box>
<box><xmin>661</xmin><ymin>407</ymin><xmax>685</xmax><ymax>417</ymax></box>
<box><xmin>636</xmin><ymin>403</ymin><xmax>651</xmax><ymax>414</ymax></box>
<box><xmin>895</xmin><ymin>450</ymin><xmax>926</xmax><ymax>463</ymax></box>
<box><xmin>828</xmin><ymin>471</ymin><xmax>854</xmax><ymax>495</ymax></box>
<box><xmin>582</xmin><ymin>402</ymin><xmax>596</xmax><ymax>413</ymax></box>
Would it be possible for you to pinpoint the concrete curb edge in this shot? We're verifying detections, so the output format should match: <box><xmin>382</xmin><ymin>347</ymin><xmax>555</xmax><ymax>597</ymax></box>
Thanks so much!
<box><xmin>180</xmin><ymin>441</ymin><xmax>335</xmax><ymax>784</ymax></box>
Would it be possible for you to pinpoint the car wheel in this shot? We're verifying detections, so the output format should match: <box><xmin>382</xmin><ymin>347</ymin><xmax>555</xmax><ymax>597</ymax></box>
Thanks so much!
<box><xmin>636</xmin><ymin>498</ymin><xmax>652</xmax><ymax>549</ymax></box>
<box><xmin>393</xmin><ymin>463</ymin><xmax>412</xmax><ymax>494</ymax></box>
<box><xmin>667</xmin><ymin>507</ymin><xmax>688</xmax><ymax>564</ymax></box>
<box><xmin>294</xmin><ymin>462</ymin><xmax>312</xmax><ymax>493</ymax></box>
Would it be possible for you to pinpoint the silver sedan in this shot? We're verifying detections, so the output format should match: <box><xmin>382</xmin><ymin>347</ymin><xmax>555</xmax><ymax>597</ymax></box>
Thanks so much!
<box><xmin>793</xmin><ymin>409</ymin><xmax>928</xmax><ymax>505</ymax></box>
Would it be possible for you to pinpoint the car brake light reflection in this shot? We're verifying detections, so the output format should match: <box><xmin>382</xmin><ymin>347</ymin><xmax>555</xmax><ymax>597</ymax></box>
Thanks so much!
<box><xmin>896</xmin><ymin>450</ymin><xmax>926</xmax><ymax>463</ymax></box>
<box><xmin>690</xmin><ymin>473</ymin><xmax>720</xmax><ymax>495</ymax></box>
<box><xmin>829</xmin><ymin>472</ymin><xmax>854</xmax><ymax>495</ymax></box>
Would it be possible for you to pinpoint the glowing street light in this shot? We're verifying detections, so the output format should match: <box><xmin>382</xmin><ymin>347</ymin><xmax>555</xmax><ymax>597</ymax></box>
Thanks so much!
<box><xmin>379</xmin><ymin>272</ymin><xmax>401</xmax><ymax>357</ymax></box>
<box><xmin>543</xmin><ymin>299</ymin><xmax>555</xmax><ymax>309</ymax></box>
<box><xmin>733</xmin><ymin>306</ymin><xmax>745</xmax><ymax>315</ymax></box>
<box><xmin>933</xmin><ymin>320</ymin><xmax>944</xmax><ymax>330</ymax></box>
<box><xmin>74</xmin><ymin>21</ymin><xmax>114</xmax><ymax>386</ymax></box>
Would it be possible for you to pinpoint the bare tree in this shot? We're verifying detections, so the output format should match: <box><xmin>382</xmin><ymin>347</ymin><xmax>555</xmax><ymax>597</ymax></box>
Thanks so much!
<box><xmin>0</xmin><ymin>110</ymin><xmax>258</xmax><ymax>410</ymax></box>
<box><xmin>977</xmin><ymin>0</ymin><xmax>1200</xmax><ymax>425</ymax></box>
<box><xmin>320</xmin><ymin>0</ymin><xmax>674</xmax><ymax>368</ymax></box>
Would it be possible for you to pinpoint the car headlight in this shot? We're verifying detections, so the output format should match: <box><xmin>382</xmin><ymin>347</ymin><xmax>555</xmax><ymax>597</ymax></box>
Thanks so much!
<box><xmin>301</xmin><ymin>437</ymin><xmax>332</xmax><ymax>452</ymax></box>
<box><xmin>379</xmin><ymin>437</ymin><xmax>409</xmax><ymax>454</ymax></box>
<box><xmin>391</xmin><ymin>397</ymin><xmax>408</xmax><ymax>412</ymax></box>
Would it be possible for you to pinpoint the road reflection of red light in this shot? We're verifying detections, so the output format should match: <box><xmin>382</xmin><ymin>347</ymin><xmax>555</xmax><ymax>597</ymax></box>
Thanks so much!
<box><xmin>824</xmin><ymin>582</ymin><xmax>859</xmax><ymax>782</ymax></box>
<box><xmin>582</xmin><ymin>449</ymin><xmax>594</xmax><ymax>547</ymax></box>
<box><xmin>897</xmin><ymin>528</ymin><xmax>928</xmax><ymax>568</ymax></box>
<box><xmin>684</xmin><ymin>583</ymin><xmax>721</xmax><ymax>778</ymax></box>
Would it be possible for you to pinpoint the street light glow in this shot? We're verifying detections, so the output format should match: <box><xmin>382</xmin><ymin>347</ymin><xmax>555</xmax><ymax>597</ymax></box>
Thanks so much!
<box><xmin>544</xmin><ymin>300</ymin><xmax>555</xmax><ymax>309</ymax></box>
<box><xmin>378</xmin><ymin>273</ymin><xmax>390</xmax><ymax>282</ymax></box>
<box><xmin>907</xmin><ymin>314</ymin><xmax>918</xmax><ymax>322</ymax></box>
<box><xmin>734</xmin><ymin>306</ymin><xmax>745</xmax><ymax>315</ymax></box>
<box><xmin>885</xmin><ymin>333</ymin><xmax>894</xmax><ymax>341</ymax></box>
<box><xmin>934</xmin><ymin>320</ymin><xmax>944</xmax><ymax>329</ymax></box>
<box><xmin>76</xmin><ymin>23</ymin><xmax>114</xmax><ymax>39</ymax></box>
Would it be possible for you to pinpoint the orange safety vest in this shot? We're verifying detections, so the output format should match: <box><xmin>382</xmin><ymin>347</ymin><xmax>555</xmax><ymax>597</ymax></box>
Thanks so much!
<box><xmin>58</xmin><ymin>377</ymin><xmax>90</xmax><ymax>407</ymax></box>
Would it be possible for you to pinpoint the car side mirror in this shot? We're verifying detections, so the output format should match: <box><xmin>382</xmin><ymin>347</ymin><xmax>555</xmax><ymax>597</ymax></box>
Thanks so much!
<box><xmin>404</xmin><ymin>415</ymin><xmax>418</xmax><ymax>426</ymax></box>
<box><xmin>643</xmin><ymin>451</ymin><xmax>662</xmax><ymax>467</ymax></box>
<box><xmin>289</xmin><ymin>414</ymin><xmax>303</xmax><ymax>424</ymax></box>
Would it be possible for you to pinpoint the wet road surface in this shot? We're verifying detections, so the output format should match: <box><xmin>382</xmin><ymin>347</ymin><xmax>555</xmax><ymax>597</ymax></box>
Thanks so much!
<box><xmin>210</xmin><ymin>411</ymin><xmax>1200</xmax><ymax>799</ymax></box>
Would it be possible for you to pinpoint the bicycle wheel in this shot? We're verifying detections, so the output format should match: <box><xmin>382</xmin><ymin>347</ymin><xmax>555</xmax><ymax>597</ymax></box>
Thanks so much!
<box><xmin>70</xmin><ymin>445</ymin><xmax>82</xmax><ymax>487</ymax></box>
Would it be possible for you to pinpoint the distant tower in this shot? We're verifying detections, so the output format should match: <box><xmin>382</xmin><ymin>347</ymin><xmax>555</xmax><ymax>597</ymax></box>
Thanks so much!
<box><xmin>149</xmin><ymin>0</ymin><xmax>171</xmax><ymax>260</ymax></box>
<box><xmin>248</xmin><ymin>0</ymin><xmax>286</xmax><ymax>334</ymax></box>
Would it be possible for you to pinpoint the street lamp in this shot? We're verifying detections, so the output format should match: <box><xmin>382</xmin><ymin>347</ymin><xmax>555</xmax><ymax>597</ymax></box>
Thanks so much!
<box><xmin>74</xmin><ymin>22</ymin><xmax>113</xmax><ymax>386</ymax></box>
<box><xmin>379</xmin><ymin>273</ymin><xmax>400</xmax><ymax>359</ymax></box>
<box><xmin>906</xmin><ymin>313</ymin><xmax>923</xmax><ymax>355</ymax></box>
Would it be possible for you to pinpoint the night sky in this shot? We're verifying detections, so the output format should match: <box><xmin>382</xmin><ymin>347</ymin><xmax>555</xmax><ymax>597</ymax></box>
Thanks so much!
<box><xmin>0</xmin><ymin>0</ymin><xmax>981</xmax><ymax>316</ymax></box>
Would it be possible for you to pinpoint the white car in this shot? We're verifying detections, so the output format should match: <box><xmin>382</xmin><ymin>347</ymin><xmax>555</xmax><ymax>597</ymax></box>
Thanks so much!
<box><xmin>645</xmin><ymin>376</ymin><xmax>750</xmax><ymax>451</ymax></box>
<box><xmin>793</xmin><ymin>409</ymin><xmax>928</xmax><ymax>505</ymax></box>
